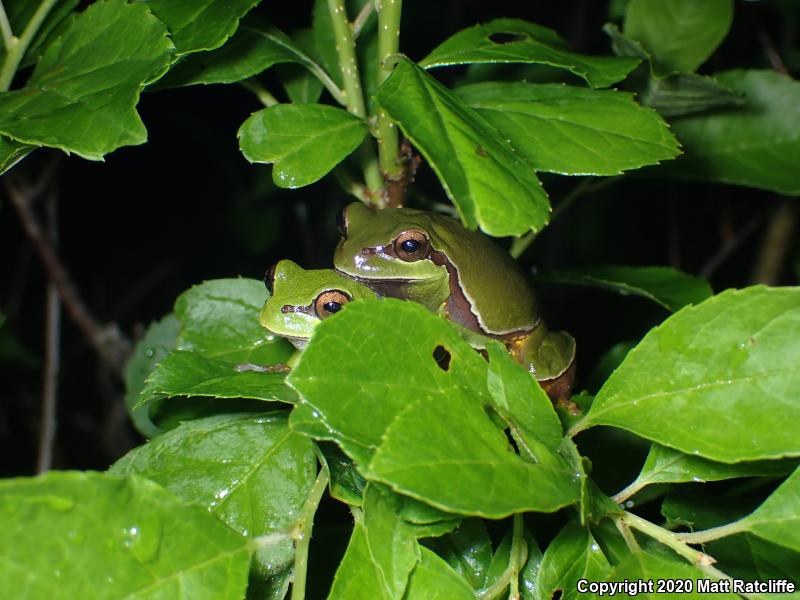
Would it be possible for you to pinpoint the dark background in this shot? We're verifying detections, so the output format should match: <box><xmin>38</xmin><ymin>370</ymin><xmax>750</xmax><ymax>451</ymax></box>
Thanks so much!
<box><xmin>1</xmin><ymin>0</ymin><xmax>798</xmax><ymax>483</ymax></box>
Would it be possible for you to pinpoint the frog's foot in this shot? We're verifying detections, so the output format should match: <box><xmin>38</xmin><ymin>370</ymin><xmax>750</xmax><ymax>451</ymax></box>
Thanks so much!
<box><xmin>539</xmin><ymin>361</ymin><xmax>578</xmax><ymax>410</ymax></box>
<box><xmin>234</xmin><ymin>362</ymin><xmax>291</xmax><ymax>374</ymax></box>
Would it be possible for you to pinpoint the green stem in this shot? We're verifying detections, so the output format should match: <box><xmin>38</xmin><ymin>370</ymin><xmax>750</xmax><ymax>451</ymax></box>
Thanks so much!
<box><xmin>352</xmin><ymin>1</ymin><xmax>374</xmax><ymax>39</ymax></box>
<box><xmin>240</xmin><ymin>78</ymin><xmax>279</xmax><ymax>107</ymax></box>
<box><xmin>479</xmin><ymin>515</ymin><xmax>527</xmax><ymax>600</ymax></box>
<box><xmin>290</xmin><ymin>468</ymin><xmax>329</xmax><ymax>600</ymax></box>
<box><xmin>612</xmin><ymin>477</ymin><xmax>647</xmax><ymax>505</ymax></box>
<box><xmin>674</xmin><ymin>520</ymin><xmax>748</xmax><ymax>545</ymax></box>
<box><xmin>614</xmin><ymin>518</ymin><xmax>641</xmax><ymax>553</ymax></box>
<box><xmin>326</xmin><ymin>0</ymin><xmax>383</xmax><ymax>198</ymax></box>
<box><xmin>376</xmin><ymin>0</ymin><xmax>402</xmax><ymax>180</ymax></box>
<box><xmin>618</xmin><ymin>512</ymin><xmax>714</xmax><ymax>567</ymax></box>
<box><xmin>0</xmin><ymin>1</ymin><xmax>14</xmax><ymax>51</ymax></box>
<box><xmin>0</xmin><ymin>0</ymin><xmax>59</xmax><ymax>91</ymax></box>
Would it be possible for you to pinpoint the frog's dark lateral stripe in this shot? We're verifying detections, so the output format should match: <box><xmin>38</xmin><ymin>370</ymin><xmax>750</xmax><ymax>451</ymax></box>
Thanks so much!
<box><xmin>428</xmin><ymin>248</ymin><xmax>539</xmax><ymax>340</ymax></box>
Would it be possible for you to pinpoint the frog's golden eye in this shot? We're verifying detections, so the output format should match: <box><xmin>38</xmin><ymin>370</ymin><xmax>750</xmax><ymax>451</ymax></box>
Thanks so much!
<box><xmin>394</xmin><ymin>230</ymin><xmax>429</xmax><ymax>262</ymax></box>
<box><xmin>264</xmin><ymin>263</ymin><xmax>278</xmax><ymax>294</ymax></box>
<box><xmin>314</xmin><ymin>289</ymin><xmax>352</xmax><ymax>319</ymax></box>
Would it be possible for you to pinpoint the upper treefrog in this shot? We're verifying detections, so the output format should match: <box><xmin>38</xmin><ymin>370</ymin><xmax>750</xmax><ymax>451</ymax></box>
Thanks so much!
<box><xmin>332</xmin><ymin>202</ymin><xmax>575</xmax><ymax>401</ymax></box>
<box><xmin>259</xmin><ymin>259</ymin><xmax>376</xmax><ymax>367</ymax></box>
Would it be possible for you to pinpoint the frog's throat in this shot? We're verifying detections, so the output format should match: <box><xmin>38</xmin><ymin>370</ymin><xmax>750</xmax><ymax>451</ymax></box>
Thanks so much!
<box><xmin>428</xmin><ymin>248</ymin><xmax>539</xmax><ymax>339</ymax></box>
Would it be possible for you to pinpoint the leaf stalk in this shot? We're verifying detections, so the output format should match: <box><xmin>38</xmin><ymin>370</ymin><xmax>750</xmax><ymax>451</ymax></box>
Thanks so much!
<box><xmin>0</xmin><ymin>1</ymin><xmax>14</xmax><ymax>50</ymax></box>
<box><xmin>0</xmin><ymin>0</ymin><xmax>59</xmax><ymax>91</ymax></box>
<box><xmin>290</xmin><ymin>467</ymin><xmax>329</xmax><ymax>600</ymax></box>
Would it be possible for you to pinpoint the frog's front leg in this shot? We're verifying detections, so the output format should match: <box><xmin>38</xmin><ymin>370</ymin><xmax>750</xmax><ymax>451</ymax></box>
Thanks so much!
<box><xmin>509</xmin><ymin>324</ymin><xmax>577</xmax><ymax>410</ymax></box>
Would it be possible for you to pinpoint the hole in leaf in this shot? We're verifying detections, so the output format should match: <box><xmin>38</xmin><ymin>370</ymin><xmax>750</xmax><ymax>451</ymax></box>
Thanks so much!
<box><xmin>433</xmin><ymin>345</ymin><xmax>451</xmax><ymax>371</ymax></box>
<box><xmin>488</xmin><ymin>31</ymin><xmax>528</xmax><ymax>44</ymax></box>
<box><xmin>551</xmin><ymin>590</ymin><xmax>563</xmax><ymax>600</ymax></box>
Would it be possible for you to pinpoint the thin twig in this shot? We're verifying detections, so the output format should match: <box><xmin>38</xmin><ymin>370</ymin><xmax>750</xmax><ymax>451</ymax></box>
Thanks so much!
<box><xmin>36</xmin><ymin>188</ymin><xmax>60</xmax><ymax>474</ymax></box>
<box><xmin>750</xmin><ymin>199</ymin><xmax>798</xmax><ymax>285</ymax></box>
<box><xmin>699</xmin><ymin>216</ymin><xmax>762</xmax><ymax>279</ymax></box>
<box><xmin>6</xmin><ymin>163</ymin><xmax>131</xmax><ymax>377</ymax></box>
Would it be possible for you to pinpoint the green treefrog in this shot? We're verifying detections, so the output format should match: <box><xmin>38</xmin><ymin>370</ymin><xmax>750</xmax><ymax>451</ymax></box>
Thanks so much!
<box><xmin>254</xmin><ymin>259</ymin><xmax>377</xmax><ymax>370</ymax></box>
<box><xmin>333</xmin><ymin>202</ymin><xmax>576</xmax><ymax>402</ymax></box>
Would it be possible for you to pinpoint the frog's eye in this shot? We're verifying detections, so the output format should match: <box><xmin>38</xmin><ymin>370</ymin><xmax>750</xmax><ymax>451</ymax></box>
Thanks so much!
<box><xmin>314</xmin><ymin>289</ymin><xmax>352</xmax><ymax>319</ymax></box>
<box><xmin>394</xmin><ymin>230</ymin><xmax>429</xmax><ymax>262</ymax></box>
<box><xmin>264</xmin><ymin>263</ymin><xmax>278</xmax><ymax>294</ymax></box>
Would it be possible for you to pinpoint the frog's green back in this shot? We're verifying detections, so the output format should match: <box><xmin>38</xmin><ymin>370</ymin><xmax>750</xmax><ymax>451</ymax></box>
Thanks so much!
<box><xmin>334</xmin><ymin>204</ymin><xmax>539</xmax><ymax>336</ymax></box>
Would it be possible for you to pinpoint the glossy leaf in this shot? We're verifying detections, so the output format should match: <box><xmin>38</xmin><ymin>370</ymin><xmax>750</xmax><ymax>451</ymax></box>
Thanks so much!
<box><xmin>0</xmin><ymin>0</ymin><xmax>173</xmax><ymax>161</ymax></box>
<box><xmin>605</xmin><ymin>552</ymin><xmax>738</xmax><ymax>598</ymax></box>
<box><xmin>328</xmin><ymin>486</ymin><xmax>419</xmax><ymax>600</ymax></box>
<box><xmin>535</xmin><ymin>521</ymin><xmax>611</xmax><ymax>600</ymax></box>
<box><xmin>485</xmin><ymin>342</ymin><xmax>563</xmax><ymax>453</ymax></box>
<box><xmin>289</xmin><ymin>299</ymin><xmax>580</xmax><ymax>517</ymax></box>
<box><xmin>640</xmin><ymin>72</ymin><xmax>745</xmax><ymax>118</ymax></box>
<box><xmin>579</xmin><ymin>286</ymin><xmax>800</xmax><ymax>463</ymax></box>
<box><xmin>110</xmin><ymin>413</ymin><xmax>316</xmax><ymax>582</ymax></box>
<box><xmin>138</xmin><ymin>0</ymin><xmax>258</xmax><ymax>55</ymax></box>
<box><xmin>738</xmin><ymin>467</ymin><xmax>800</xmax><ymax>553</ymax></box>
<box><xmin>239</xmin><ymin>104</ymin><xmax>368</xmax><ymax>188</ymax></box>
<box><xmin>456</xmin><ymin>82</ymin><xmax>680</xmax><ymax>176</ymax></box>
<box><xmin>404</xmin><ymin>547</ymin><xmax>476</xmax><ymax>600</ymax></box>
<box><xmin>17</xmin><ymin>0</ymin><xmax>80</xmax><ymax>69</ymax></box>
<box><xmin>536</xmin><ymin>265</ymin><xmax>713</xmax><ymax>312</ymax></box>
<box><xmin>666</xmin><ymin>70</ymin><xmax>800</xmax><ymax>195</ymax></box>
<box><xmin>624</xmin><ymin>444</ymin><xmax>799</xmax><ymax>495</ymax></box>
<box><xmin>425</xmin><ymin>519</ymin><xmax>492</xmax><ymax>590</ymax></box>
<box><xmin>174</xmin><ymin>278</ymin><xmax>293</xmax><ymax>365</ymax></box>
<box><xmin>124</xmin><ymin>314</ymin><xmax>180</xmax><ymax>438</ymax></box>
<box><xmin>420</xmin><ymin>19</ymin><xmax>639</xmax><ymax>88</ymax></box>
<box><xmin>136</xmin><ymin>350</ymin><xmax>297</xmax><ymax>410</ymax></box>
<box><xmin>158</xmin><ymin>18</ymin><xmax>322</xmax><ymax>88</ymax></box>
<box><xmin>624</xmin><ymin>0</ymin><xmax>734</xmax><ymax>74</ymax></box>
<box><xmin>0</xmin><ymin>471</ymin><xmax>250</xmax><ymax>598</ymax></box>
<box><xmin>376</xmin><ymin>59</ymin><xmax>549</xmax><ymax>236</ymax></box>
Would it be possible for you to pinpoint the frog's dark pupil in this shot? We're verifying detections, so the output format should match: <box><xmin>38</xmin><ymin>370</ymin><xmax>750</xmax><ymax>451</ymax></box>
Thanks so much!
<box><xmin>401</xmin><ymin>239</ymin><xmax>421</xmax><ymax>253</ymax></box>
<box><xmin>324</xmin><ymin>301</ymin><xmax>342</xmax><ymax>314</ymax></box>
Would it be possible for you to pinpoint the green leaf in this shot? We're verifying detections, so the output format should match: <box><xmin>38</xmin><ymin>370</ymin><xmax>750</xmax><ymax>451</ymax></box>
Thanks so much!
<box><xmin>239</xmin><ymin>104</ymin><xmax>368</xmax><ymax>188</ymax></box>
<box><xmin>661</xmin><ymin>489</ymin><xmax>800</xmax><ymax>587</ymax></box>
<box><xmin>157</xmin><ymin>17</ymin><xmax>323</xmax><ymax>89</ymax></box>
<box><xmin>289</xmin><ymin>299</ymin><xmax>580</xmax><ymax>518</ymax></box>
<box><xmin>424</xmin><ymin>519</ymin><xmax>492</xmax><ymax>590</ymax></box>
<box><xmin>110</xmin><ymin>413</ymin><xmax>316</xmax><ymax>583</ymax></box>
<box><xmin>623</xmin><ymin>444</ymin><xmax>799</xmax><ymax>497</ymax></box>
<box><xmin>456</xmin><ymin>82</ymin><xmax>680</xmax><ymax>176</ymax></box>
<box><xmin>666</xmin><ymin>70</ymin><xmax>800</xmax><ymax>195</ymax></box>
<box><xmin>0</xmin><ymin>471</ymin><xmax>250</xmax><ymax>598</ymax></box>
<box><xmin>535</xmin><ymin>521</ymin><xmax>612</xmax><ymax>600</ymax></box>
<box><xmin>0</xmin><ymin>137</ymin><xmax>33</xmax><ymax>176</ymax></box>
<box><xmin>136</xmin><ymin>0</ymin><xmax>258</xmax><ymax>55</ymax></box>
<box><xmin>376</xmin><ymin>59</ymin><xmax>549</xmax><ymax>236</ymax></box>
<box><xmin>328</xmin><ymin>485</ymin><xmax>419</xmax><ymax>600</ymax></box>
<box><xmin>0</xmin><ymin>0</ymin><xmax>173</xmax><ymax>160</ymax></box>
<box><xmin>535</xmin><ymin>265</ymin><xmax>713</xmax><ymax>312</ymax></box>
<box><xmin>738</xmin><ymin>467</ymin><xmax>800</xmax><ymax>554</ymax></box>
<box><xmin>624</xmin><ymin>0</ymin><xmax>733</xmax><ymax>74</ymax></box>
<box><xmin>175</xmin><ymin>278</ymin><xmax>293</xmax><ymax>364</ymax></box>
<box><xmin>604</xmin><ymin>552</ymin><xmax>738</xmax><ymax>598</ymax></box>
<box><xmin>404</xmin><ymin>547</ymin><xmax>477</xmax><ymax>600</ymax></box>
<box><xmin>420</xmin><ymin>19</ymin><xmax>639</xmax><ymax>89</ymax></box>
<box><xmin>124</xmin><ymin>314</ymin><xmax>180</xmax><ymax>438</ymax></box>
<box><xmin>579</xmin><ymin>286</ymin><xmax>800</xmax><ymax>462</ymax></box>
<box><xmin>485</xmin><ymin>342</ymin><xmax>563</xmax><ymax>453</ymax></box>
<box><xmin>640</xmin><ymin>72</ymin><xmax>745</xmax><ymax>118</ymax></box>
<box><xmin>484</xmin><ymin>527</ymin><xmax>543</xmax><ymax>600</ymax></box>
<box><xmin>586</xmin><ymin>341</ymin><xmax>636</xmax><ymax>394</ymax></box>
<box><xmin>321</xmin><ymin>443</ymin><xmax>367</xmax><ymax>506</ymax></box>
<box><xmin>279</xmin><ymin>30</ymin><xmax>324</xmax><ymax>103</ymax></box>
<box><xmin>136</xmin><ymin>350</ymin><xmax>297</xmax><ymax>410</ymax></box>
<box><xmin>311</xmin><ymin>0</ymin><xmax>343</xmax><ymax>88</ymax></box>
